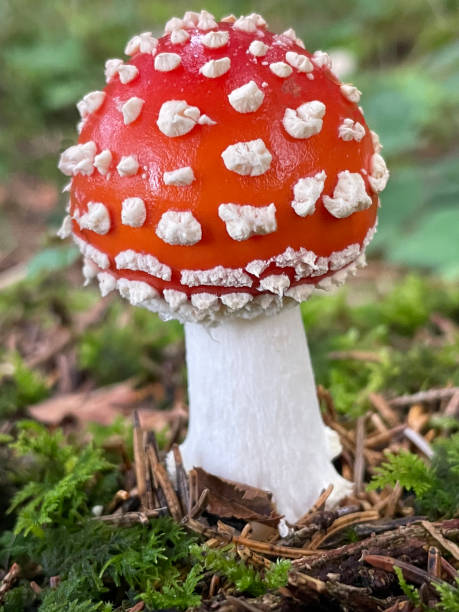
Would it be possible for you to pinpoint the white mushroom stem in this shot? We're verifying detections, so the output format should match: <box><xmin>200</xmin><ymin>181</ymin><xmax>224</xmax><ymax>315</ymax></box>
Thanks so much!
<box><xmin>180</xmin><ymin>305</ymin><xmax>353</xmax><ymax>522</ymax></box>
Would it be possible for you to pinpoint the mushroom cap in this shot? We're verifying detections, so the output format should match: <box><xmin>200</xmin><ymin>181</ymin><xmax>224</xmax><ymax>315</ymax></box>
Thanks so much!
<box><xmin>59</xmin><ymin>11</ymin><xmax>388</xmax><ymax>324</ymax></box>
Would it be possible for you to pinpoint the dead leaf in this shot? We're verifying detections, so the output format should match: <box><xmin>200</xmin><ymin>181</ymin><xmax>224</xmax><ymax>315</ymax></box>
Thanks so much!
<box><xmin>138</xmin><ymin>402</ymin><xmax>188</xmax><ymax>432</ymax></box>
<box><xmin>195</xmin><ymin>467</ymin><xmax>281</xmax><ymax>526</ymax></box>
<box><xmin>8</xmin><ymin>176</ymin><xmax>58</xmax><ymax>213</ymax></box>
<box><xmin>28</xmin><ymin>382</ymin><xmax>187</xmax><ymax>429</ymax></box>
<box><xmin>28</xmin><ymin>382</ymin><xmax>147</xmax><ymax>426</ymax></box>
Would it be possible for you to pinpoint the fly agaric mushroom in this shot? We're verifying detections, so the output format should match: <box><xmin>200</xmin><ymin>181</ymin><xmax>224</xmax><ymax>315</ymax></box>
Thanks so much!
<box><xmin>58</xmin><ymin>10</ymin><xmax>389</xmax><ymax>522</ymax></box>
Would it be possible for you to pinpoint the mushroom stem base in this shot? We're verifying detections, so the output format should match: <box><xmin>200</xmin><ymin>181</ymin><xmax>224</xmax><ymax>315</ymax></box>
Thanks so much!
<box><xmin>181</xmin><ymin>305</ymin><xmax>352</xmax><ymax>522</ymax></box>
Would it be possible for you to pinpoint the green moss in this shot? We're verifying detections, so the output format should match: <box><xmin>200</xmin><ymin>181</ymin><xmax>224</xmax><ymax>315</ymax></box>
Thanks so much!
<box><xmin>0</xmin><ymin>420</ymin><xmax>289</xmax><ymax>611</ymax></box>
<box><xmin>7</xmin><ymin>421</ymin><xmax>114</xmax><ymax>536</ymax></box>
<box><xmin>0</xmin><ymin>354</ymin><xmax>49</xmax><ymax>418</ymax></box>
<box><xmin>78</xmin><ymin>302</ymin><xmax>183</xmax><ymax>386</ymax></box>
<box><xmin>433</xmin><ymin>578</ymin><xmax>459</xmax><ymax>612</ymax></box>
<box><xmin>191</xmin><ymin>545</ymin><xmax>290</xmax><ymax>598</ymax></box>
<box><xmin>368</xmin><ymin>434</ymin><xmax>459</xmax><ymax>518</ymax></box>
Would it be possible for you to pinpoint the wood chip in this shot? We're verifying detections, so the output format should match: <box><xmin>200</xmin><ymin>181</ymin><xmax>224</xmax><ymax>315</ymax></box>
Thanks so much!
<box><xmin>421</xmin><ymin>521</ymin><xmax>459</xmax><ymax>561</ymax></box>
<box><xmin>354</xmin><ymin>416</ymin><xmax>366</xmax><ymax>494</ymax></box>
<box><xmin>444</xmin><ymin>390</ymin><xmax>459</xmax><ymax>417</ymax></box>
<box><xmin>146</xmin><ymin>443</ymin><xmax>182</xmax><ymax>521</ymax></box>
<box><xmin>0</xmin><ymin>563</ymin><xmax>21</xmax><ymax>604</ymax></box>
<box><xmin>369</xmin><ymin>393</ymin><xmax>399</xmax><ymax>426</ymax></box>
<box><xmin>389</xmin><ymin>387</ymin><xmax>459</xmax><ymax>407</ymax></box>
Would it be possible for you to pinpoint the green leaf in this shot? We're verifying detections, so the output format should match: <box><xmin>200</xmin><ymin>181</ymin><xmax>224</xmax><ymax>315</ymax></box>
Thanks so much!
<box><xmin>369</xmin><ymin>166</ymin><xmax>424</xmax><ymax>253</ymax></box>
<box><xmin>367</xmin><ymin>450</ymin><xmax>433</xmax><ymax>495</ymax></box>
<box><xmin>27</xmin><ymin>246</ymin><xmax>80</xmax><ymax>279</ymax></box>
<box><xmin>388</xmin><ymin>208</ymin><xmax>459</xmax><ymax>278</ymax></box>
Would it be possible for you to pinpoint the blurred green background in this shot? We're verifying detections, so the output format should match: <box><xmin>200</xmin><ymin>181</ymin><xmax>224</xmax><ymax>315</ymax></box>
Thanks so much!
<box><xmin>0</xmin><ymin>0</ymin><xmax>458</xmax><ymax>278</ymax></box>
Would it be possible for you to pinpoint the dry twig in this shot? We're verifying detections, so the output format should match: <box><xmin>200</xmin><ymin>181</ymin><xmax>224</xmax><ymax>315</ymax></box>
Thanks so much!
<box><xmin>0</xmin><ymin>563</ymin><xmax>21</xmax><ymax>604</ymax></box>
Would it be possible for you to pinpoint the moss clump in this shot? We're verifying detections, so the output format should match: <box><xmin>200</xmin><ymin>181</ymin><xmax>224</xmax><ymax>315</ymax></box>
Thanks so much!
<box><xmin>368</xmin><ymin>433</ymin><xmax>459</xmax><ymax>518</ymax></box>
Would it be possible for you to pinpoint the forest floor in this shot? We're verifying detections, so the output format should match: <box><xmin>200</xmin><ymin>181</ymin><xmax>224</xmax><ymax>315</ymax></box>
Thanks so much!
<box><xmin>0</xmin><ymin>261</ymin><xmax>458</xmax><ymax>611</ymax></box>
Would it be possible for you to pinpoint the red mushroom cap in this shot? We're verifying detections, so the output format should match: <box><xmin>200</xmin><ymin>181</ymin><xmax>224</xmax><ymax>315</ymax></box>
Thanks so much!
<box><xmin>58</xmin><ymin>11</ymin><xmax>389</xmax><ymax>323</ymax></box>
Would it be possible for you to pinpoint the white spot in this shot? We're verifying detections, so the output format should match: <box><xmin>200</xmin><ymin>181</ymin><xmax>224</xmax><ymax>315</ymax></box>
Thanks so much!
<box><xmin>157</xmin><ymin>100</ymin><xmax>200</xmax><ymax>137</ymax></box>
<box><xmin>200</xmin><ymin>57</ymin><xmax>231</xmax><ymax>78</ymax></box>
<box><xmin>75</xmin><ymin>202</ymin><xmax>111</xmax><ymax>235</ymax></box>
<box><xmin>82</xmin><ymin>257</ymin><xmax>99</xmax><ymax>285</ymax></box>
<box><xmin>220</xmin><ymin>293</ymin><xmax>253</xmax><ymax>309</ymax></box>
<box><xmin>58</xmin><ymin>141</ymin><xmax>96</xmax><ymax>176</ymax></box>
<box><xmin>171</xmin><ymin>29</ymin><xmax>190</xmax><ymax>44</ymax></box>
<box><xmin>338</xmin><ymin>118</ymin><xmax>366</xmax><ymax>142</ymax></box>
<box><xmin>341</xmin><ymin>83</ymin><xmax>361</xmax><ymax>104</ymax></box>
<box><xmin>156</xmin><ymin>211</ymin><xmax>202</xmax><ymax>246</ymax></box>
<box><xmin>191</xmin><ymin>293</ymin><xmax>219</xmax><ymax>311</ymax></box>
<box><xmin>274</xmin><ymin>247</ymin><xmax>318</xmax><ymax>280</ymax></box>
<box><xmin>248</xmin><ymin>40</ymin><xmax>269</xmax><ymax>56</ymax></box>
<box><xmin>57</xmin><ymin>215</ymin><xmax>72</xmax><ymax>239</ymax></box>
<box><xmin>282</xmin><ymin>28</ymin><xmax>305</xmax><ymax>48</ymax></box>
<box><xmin>118</xmin><ymin>278</ymin><xmax>158</xmax><ymax>305</ymax></box>
<box><xmin>228</xmin><ymin>81</ymin><xmax>264</xmax><ymax>113</ymax></box>
<box><xmin>218</xmin><ymin>203</ymin><xmax>277</xmax><ymax>241</ymax></box>
<box><xmin>163</xmin><ymin>166</ymin><xmax>195</xmax><ymax>186</ymax></box>
<box><xmin>233</xmin><ymin>13</ymin><xmax>266</xmax><ymax>33</ymax></box>
<box><xmin>368</xmin><ymin>154</ymin><xmax>389</xmax><ymax>193</ymax></box>
<box><xmin>97</xmin><ymin>272</ymin><xmax>117</xmax><ymax>297</ymax></box>
<box><xmin>258</xmin><ymin>274</ymin><xmax>290</xmax><ymax>296</ymax></box>
<box><xmin>283</xmin><ymin>101</ymin><xmax>326</xmax><ymax>139</ymax></box>
<box><xmin>154</xmin><ymin>53</ymin><xmax>182</xmax><ymax>72</ymax></box>
<box><xmin>292</xmin><ymin>171</ymin><xmax>327</xmax><ymax>217</ymax></box>
<box><xmin>221</xmin><ymin>14</ymin><xmax>237</xmax><ymax>24</ymax></box>
<box><xmin>256</xmin><ymin>294</ymin><xmax>280</xmax><ymax>313</ymax></box>
<box><xmin>202</xmin><ymin>30</ymin><xmax>229</xmax><ymax>48</ymax></box>
<box><xmin>76</xmin><ymin>91</ymin><xmax>106</xmax><ymax>119</ymax></box>
<box><xmin>117</xmin><ymin>64</ymin><xmax>139</xmax><ymax>84</ymax></box>
<box><xmin>164</xmin><ymin>17</ymin><xmax>184</xmax><ymax>33</ymax></box>
<box><xmin>285</xmin><ymin>52</ymin><xmax>313</xmax><ymax>73</ymax></box>
<box><xmin>62</xmin><ymin>181</ymin><xmax>71</xmax><ymax>193</ymax></box>
<box><xmin>370</xmin><ymin>130</ymin><xmax>383</xmax><ymax>153</ymax></box>
<box><xmin>94</xmin><ymin>150</ymin><xmax>112</xmax><ymax>175</ymax></box>
<box><xmin>181</xmin><ymin>267</ymin><xmax>253</xmax><ymax>288</ymax></box>
<box><xmin>72</xmin><ymin>234</ymin><xmax>109</xmax><ymax>269</ymax></box>
<box><xmin>316</xmin><ymin>277</ymin><xmax>334</xmax><ymax>291</ymax></box>
<box><xmin>221</xmin><ymin>139</ymin><xmax>272</xmax><ymax>176</ymax></box>
<box><xmin>269</xmin><ymin>62</ymin><xmax>293</xmax><ymax>78</ymax></box>
<box><xmin>262</xmin><ymin>81</ymin><xmax>268</xmax><ymax>87</ymax></box>
<box><xmin>285</xmin><ymin>283</ymin><xmax>314</xmax><ymax>302</ymax></box>
<box><xmin>121</xmin><ymin>198</ymin><xmax>146</xmax><ymax>227</ymax></box>
<box><xmin>312</xmin><ymin>50</ymin><xmax>332</xmax><ymax>69</ymax></box>
<box><xmin>182</xmin><ymin>11</ymin><xmax>200</xmax><ymax>27</ymax></box>
<box><xmin>329</xmin><ymin>243</ymin><xmax>360</xmax><ymax>271</ymax></box>
<box><xmin>105</xmin><ymin>58</ymin><xmax>123</xmax><ymax>82</ymax></box>
<box><xmin>125</xmin><ymin>32</ymin><xmax>158</xmax><ymax>55</ymax></box>
<box><xmin>121</xmin><ymin>97</ymin><xmax>144</xmax><ymax>124</ymax></box>
<box><xmin>115</xmin><ymin>249</ymin><xmax>171</xmax><ymax>281</ymax></box>
<box><xmin>163</xmin><ymin>289</ymin><xmax>188</xmax><ymax>310</ymax></box>
<box><xmin>323</xmin><ymin>171</ymin><xmax>372</xmax><ymax>218</ymax></box>
<box><xmin>311</xmin><ymin>257</ymin><xmax>329</xmax><ymax>277</ymax></box>
<box><xmin>245</xmin><ymin>259</ymin><xmax>269</xmax><ymax>277</ymax></box>
<box><xmin>328</xmin><ymin>50</ymin><xmax>356</xmax><ymax>79</ymax></box>
<box><xmin>198</xmin><ymin>114</ymin><xmax>216</xmax><ymax>125</ymax></box>
<box><xmin>197</xmin><ymin>9</ymin><xmax>218</xmax><ymax>30</ymax></box>
<box><xmin>117</xmin><ymin>155</ymin><xmax>139</xmax><ymax>177</ymax></box>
